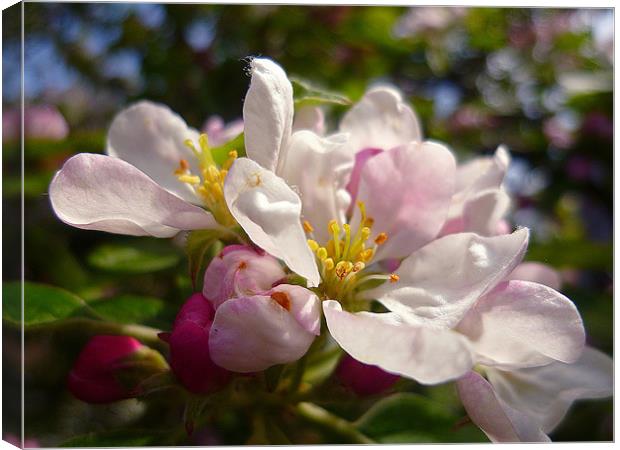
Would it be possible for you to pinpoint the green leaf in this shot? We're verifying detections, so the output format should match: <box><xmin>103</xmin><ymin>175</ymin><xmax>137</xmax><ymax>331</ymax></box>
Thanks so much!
<box><xmin>87</xmin><ymin>295</ymin><xmax>166</xmax><ymax>325</ymax></box>
<box><xmin>185</xmin><ymin>229</ymin><xmax>224</xmax><ymax>288</ymax></box>
<box><xmin>526</xmin><ymin>239</ymin><xmax>612</xmax><ymax>271</ymax></box>
<box><xmin>3</xmin><ymin>281</ymin><xmax>86</xmax><ymax>327</ymax></box>
<box><xmin>355</xmin><ymin>393</ymin><xmax>486</xmax><ymax>443</ymax></box>
<box><xmin>210</xmin><ymin>132</ymin><xmax>246</xmax><ymax>166</ymax></box>
<box><xmin>60</xmin><ymin>429</ymin><xmax>163</xmax><ymax>447</ymax></box>
<box><xmin>290</xmin><ymin>77</ymin><xmax>351</xmax><ymax>107</ymax></box>
<box><xmin>88</xmin><ymin>240</ymin><xmax>181</xmax><ymax>274</ymax></box>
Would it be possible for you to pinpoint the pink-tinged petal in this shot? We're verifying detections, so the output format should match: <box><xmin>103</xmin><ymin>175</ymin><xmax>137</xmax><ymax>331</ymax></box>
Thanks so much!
<box><xmin>449</xmin><ymin>146</ymin><xmax>510</xmax><ymax>222</ymax></box>
<box><xmin>202</xmin><ymin>115</ymin><xmax>244</xmax><ymax>147</ymax></box>
<box><xmin>456</xmin><ymin>371</ymin><xmax>550</xmax><ymax>442</ymax></box>
<box><xmin>345</xmin><ymin>147</ymin><xmax>383</xmax><ymax>208</ymax></box>
<box><xmin>209</xmin><ymin>289</ymin><xmax>319</xmax><ymax>372</ymax></box>
<box><xmin>106</xmin><ymin>101</ymin><xmax>200</xmax><ymax>203</ymax></box>
<box><xmin>266</xmin><ymin>284</ymin><xmax>321</xmax><ymax>336</ymax></box>
<box><xmin>455</xmin><ymin>145</ymin><xmax>510</xmax><ymax>193</ymax></box>
<box><xmin>506</xmin><ymin>262</ymin><xmax>562</xmax><ymax>291</ymax></box>
<box><xmin>487</xmin><ymin>347</ymin><xmax>613</xmax><ymax>433</ymax></box>
<box><xmin>292</xmin><ymin>105</ymin><xmax>325</xmax><ymax>135</ymax></box>
<box><xmin>203</xmin><ymin>245</ymin><xmax>285</xmax><ymax>309</ymax></box>
<box><xmin>224</xmin><ymin>157</ymin><xmax>320</xmax><ymax>286</ymax></box>
<box><xmin>323</xmin><ymin>301</ymin><xmax>473</xmax><ymax>385</ymax></box>
<box><xmin>49</xmin><ymin>153</ymin><xmax>218</xmax><ymax>237</ymax></box>
<box><xmin>368</xmin><ymin>229</ymin><xmax>530</xmax><ymax>328</ymax></box>
<box><xmin>280</xmin><ymin>130</ymin><xmax>353</xmax><ymax>243</ymax></box>
<box><xmin>457</xmin><ymin>280</ymin><xmax>585</xmax><ymax>369</ymax></box>
<box><xmin>340</xmin><ymin>86</ymin><xmax>422</xmax><ymax>153</ymax></box>
<box><xmin>354</xmin><ymin>142</ymin><xmax>456</xmax><ymax>261</ymax></box>
<box><xmin>243</xmin><ymin>58</ymin><xmax>294</xmax><ymax>174</ymax></box>
<box><xmin>440</xmin><ymin>188</ymin><xmax>510</xmax><ymax>237</ymax></box>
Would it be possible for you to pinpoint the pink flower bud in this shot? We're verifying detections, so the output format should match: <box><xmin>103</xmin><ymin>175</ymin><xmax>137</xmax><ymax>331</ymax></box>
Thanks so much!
<box><xmin>203</xmin><ymin>245</ymin><xmax>286</xmax><ymax>309</ymax></box>
<box><xmin>67</xmin><ymin>335</ymin><xmax>144</xmax><ymax>404</ymax></box>
<box><xmin>335</xmin><ymin>354</ymin><xmax>400</xmax><ymax>396</ymax></box>
<box><xmin>169</xmin><ymin>293</ymin><xmax>232</xmax><ymax>394</ymax></box>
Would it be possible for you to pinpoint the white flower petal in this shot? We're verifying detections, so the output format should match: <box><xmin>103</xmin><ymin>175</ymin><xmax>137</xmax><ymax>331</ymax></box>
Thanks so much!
<box><xmin>243</xmin><ymin>58</ymin><xmax>294</xmax><ymax>174</ymax></box>
<box><xmin>457</xmin><ymin>371</ymin><xmax>550</xmax><ymax>442</ymax></box>
<box><xmin>441</xmin><ymin>188</ymin><xmax>510</xmax><ymax>237</ymax></box>
<box><xmin>106</xmin><ymin>101</ymin><xmax>200</xmax><ymax>203</ymax></box>
<box><xmin>487</xmin><ymin>347</ymin><xmax>613</xmax><ymax>433</ymax></box>
<box><xmin>458</xmin><ymin>280</ymin><xmax>585</xmax><ymax>369</ymax></box>
<box><xmin>209</xmin><ymin>291</ymin><xmax>317</xmax><ymax>372</ymax></box>
<box><xmin>354</xmin><ymin>141</ymin><xmax>456</xmax><ymax>260</ymax></box>
<box><xmin>323</xmin><ymin>300</ymin><xmax>473</xmax><ymax>385</ymax></box>
<box><xmin>506</xmin><ymin>262</ymin><xmax>562</xmax><ymax>291</ymax></box>
<box><xmin>367</xmin><ymin>229</ymin><xmax>530</xmax><ymax>328</ymax></box>
<box><xmin>340</xmin><ymin>86</ymin><xmax>422</xmax><ymax>152</ymax></box>
<box><xmin>280</xmin><ymin>130</ymin><xmax>353</xmax><ymax>243</ymax></box>
<box><xmin>224</xmin><ymin>157</ymin><xmax>320</xmax><ymax>286</ymax></box>
<box><xmin>449</xmin><ymin>146</ymin><xmax>510</xmax><ymax>221</ymax></box>
<box><xmin>49</xmin><ymin>153</ymin><xmax>218</xmax><ymax>237</ymax></box>
<box><xmin>292</xmin><ymin>105</ymin><xmax>325</xmax><ymax>135</ymax></box>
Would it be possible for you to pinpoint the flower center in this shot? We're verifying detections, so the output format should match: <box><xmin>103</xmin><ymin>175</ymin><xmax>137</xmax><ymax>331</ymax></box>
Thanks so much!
<box><xmin>174</xmin><ymin>133</ymin><xmax>237</xmax><ymax>226</ymax></box>
<box><xmin>305</xmin><ymin>201</ymin><xmax>397</xmax><ymax>302</ymax></box>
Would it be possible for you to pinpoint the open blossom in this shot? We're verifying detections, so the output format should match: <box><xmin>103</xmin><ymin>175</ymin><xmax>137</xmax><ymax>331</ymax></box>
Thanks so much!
<box><xmin>49</xmin><ymin>102</ymin><xmax>237</xmax><ymax>237</ymax></box>
<box><xmin>455</xmin><ymin>266</ymin><xmax>612</xmax><ymax>442</ymax></box>
<box><xmin>203</xmin><ymin>245</ymin><xmax>321</xmax><ymax>372</ymax></box>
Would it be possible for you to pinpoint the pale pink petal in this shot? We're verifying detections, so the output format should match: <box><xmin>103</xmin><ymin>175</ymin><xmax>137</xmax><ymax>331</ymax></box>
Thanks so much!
<box><xmin>106</xmin><ymin>101</ymin><xmax>200</xmax><ymax>203</ymax></box>
<box><xmin>243</xmin><ymin>58</ymin><xmax>294</xmax><ymax>174</ymax></box>
<box><xmin>292</xmin><ymin>105</ymin><xmax>325</xmax><ymax>135</ymax></box>
<box><xmin>449</xmin><ymin>146</ymin><xmax>510</xmax><ymax>221</ymax></box>
<box><xmin>457</xmin><ymin>280</ymin><xmax>585</xmax><ymax>368</ymax></box>
<box><xmin>440</xmin><ymin>188</ymin><xmax>510</xmax><ymax>237</ymax></box>
<box><xmin>487</xmin><ymin>347</ymin><xmax>613</xmax><ymax>433</ymax></box>
<box><xmin>209</xmin><ymin>289</ymin><xmax>319</xmax><ymax>372</ymax></box>
<box><xmin>457</xmin><ymin>371</ymin><xmax>550</xmax><ymax>442</ymax></box>
<box><xmin>202</xmin><ymin>115</ymin><xmax>244</xmax><ymax>147</ymax></box>
<box><xmin>49</xmin><ymin>153</ymin><xmax>218</xmax><ymax>237</ymax></box>
<box><xmin>203</xmin><ymin>245</ymin><xmax>286</xmax><ymax>309</ymax></box>
<box><xmin>266</xmin><ymin>284</ymin><xmax>321</xmax><ymax>336</ymax></box>
<box><xmin>323</xmin><ymin>301</ymin><xmax>473</xmax><ymax>385</ymax></box>
<box><xmin>506</xmin><ymin>262</ymin><xmax>562</xmax><ymax>291</ymax></box>
<box><xmin>340</xmin><ymin>86</ymin><xmax>422</xmax><ymax>153</ymax></box>
<box><xmin>367</xmin><ymin>229</ymin><xmax>530</xmax><ymax>328</ymax></box>
<box><xmin>345</xmin><ymin>147</ymin><xmax>383</xmax><ymax>208</ymax></box>
<box><xmin>280</xmin><ymin>130</ymin><xmax>353</xmax><ymax>243</ymax></box>
<box><xmin>224</xmin><ymin>157</ymin><xmax>320</xmax><ymax>286</ymax></box>
<box><xmin>354</xmin><ymin>142</ymin><xmax>456</xmax><ymax>261</ymax></box>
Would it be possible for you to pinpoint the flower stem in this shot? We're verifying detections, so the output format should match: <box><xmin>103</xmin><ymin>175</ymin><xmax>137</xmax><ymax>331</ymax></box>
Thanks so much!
<box><xmin>294</xmin><ymin>402</ymin><xmax>376</xmax><ymax>444</ymax></box>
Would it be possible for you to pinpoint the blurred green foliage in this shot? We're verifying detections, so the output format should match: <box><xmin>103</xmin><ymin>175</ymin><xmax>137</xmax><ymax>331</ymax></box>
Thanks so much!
<box><xmin>2</xmin><ymin>4</ymin><xmax>612</xmax><ymax>445</ymax></box>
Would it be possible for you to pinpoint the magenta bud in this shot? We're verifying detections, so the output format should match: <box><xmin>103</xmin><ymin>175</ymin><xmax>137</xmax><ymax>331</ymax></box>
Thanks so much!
<box><xmin>67</xmin><ymin>335</ymin><xmax>144</xmax><ymax>404</ymax></box>
<box><xmin>203</xmin><ymin>245</ymin><xmax>286</xmax><ymax>309</ymax></box>
<box><xmin>169</xmin><ymin>293</ymin><xmax>232</xmax><ymax>394</ymax></box>
<box><xmin>336</xmin><ymin>354</ymin><xmax>400</xmax><ymax>396</ymax></box>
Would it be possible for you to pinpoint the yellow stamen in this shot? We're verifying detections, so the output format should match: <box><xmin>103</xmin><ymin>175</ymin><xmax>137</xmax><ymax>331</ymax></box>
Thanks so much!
<box><xmin>307</xmin><ymin>239</ymin><xmax>319</xmax><ymax>252</ymax></box>
<box><xmin>316</xmin><ymin>247</ymin><xmax>328</xmax><ymax>261</ymax></box>
<box><xmin>389</xmin><ymin>274</ymin><xmax>400</xmax><ymax>283</ymax></box>
<box><xmin>324</xmin><ymin>258</ymin><xmax>335</xmax><ymax>271</ymax></box>
<box><xmin>352</xmin><ymin>262</ymin><xmax>365</xmax><ymax>272</ymax></box>
<box><xmin>178</xmin><ymin>174</ymin><xmax>200</xmax><ymax>185</ymax></box>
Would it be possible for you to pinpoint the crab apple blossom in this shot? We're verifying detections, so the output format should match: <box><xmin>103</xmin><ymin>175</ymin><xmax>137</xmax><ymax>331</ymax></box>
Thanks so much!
<box><xmin>167</xmin><ymin>293</ymin><xmax>232</xmax><ymax>394</ymax></box>
<box><xmin>454</xmin><ymin>263</ymin><xmax>612</xmax><ymax>442</ymax></box>
<box><xmin>200</xmin><ymin>244</ymin><xmax>321</xmax><ymax>373</ymax></box>
<box><xmin>68</xmin><ymin>335</ymin><xmax>166</xmax><ymax>404</ymax></box>
<box><xmin>49</xmin><ymin>101</ymin><xmax>240</xmax><ymax>237</ymax></box>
